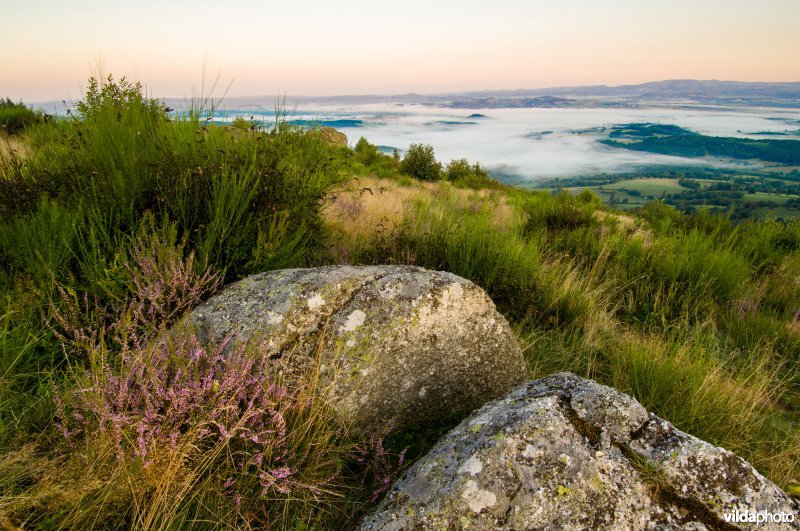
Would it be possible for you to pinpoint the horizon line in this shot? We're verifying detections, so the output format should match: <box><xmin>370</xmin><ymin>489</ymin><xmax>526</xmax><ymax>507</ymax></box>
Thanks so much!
<box><xmin>28</xmin><ymin>78</ymin><xmax>800</xmax><ymax>105</ymax></box>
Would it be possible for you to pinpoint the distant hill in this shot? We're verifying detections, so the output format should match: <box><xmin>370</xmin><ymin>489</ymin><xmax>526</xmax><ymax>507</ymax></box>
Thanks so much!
<box><xmin>286</xmin><ymin>80</ymin><xmax>800</xmax><ymax>110</ymax></box>
<box><xmin>35</xmin><ymin>80</ymin><xmax>800</xmax><ymax>114</ymax></box>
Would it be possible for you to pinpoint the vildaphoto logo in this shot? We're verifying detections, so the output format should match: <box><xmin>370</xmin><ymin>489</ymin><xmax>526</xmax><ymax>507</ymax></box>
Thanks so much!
<box><xmin>723</xmin><ymin>508</ymin><xmax>795</xmax><ymax>524</ymax></box>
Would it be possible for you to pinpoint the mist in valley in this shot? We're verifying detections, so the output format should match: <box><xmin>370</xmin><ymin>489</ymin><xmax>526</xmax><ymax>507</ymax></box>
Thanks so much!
<box><xmin>216</xmin><ymin>103</ymin><xmax>800</xmax><ymax>180</ymax></box>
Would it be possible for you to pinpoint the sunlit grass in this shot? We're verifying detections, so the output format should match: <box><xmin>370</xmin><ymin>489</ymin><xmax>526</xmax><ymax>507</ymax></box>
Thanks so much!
<box><xmin>1</xmin><ymin>76</ymin><xmax>799</xmax><ymax>528</ymax></box>
<box><xmin>323</xmin><ymin>173</ymin><xmax>800</xmax><ymax>490</ymax></box>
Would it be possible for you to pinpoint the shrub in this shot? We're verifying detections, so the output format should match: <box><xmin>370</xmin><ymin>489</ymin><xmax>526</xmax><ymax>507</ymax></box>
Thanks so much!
<box><xmin>444</xmin><ymin>159</ymin><xmax>500</xmax><ymax>189</ymax></box>
<box><xmin>46</xmin><ymin>333</ymin><xmax>351</xmax><ymax>528</ymax></box>
<box><xmin>0</xmin><ymin>98</ymin><xmax>42</xmax><ymax>134</ymax></box>
<box><xmin>48</xmin><ymin>215</ymin><xmax>222</xmax><ymax>358</ymax></box>
<box><xmin>444</xmin><ymin>158</ymin><xmax>473</xmax><ymax>181</ymax></box>
<box><xmin>75</xmin><ymin>75</ymin><xmax>166</xmax><ymax>122</ymax></box>
<box><xmin>354</xmin><ymin>137</ymin><xmax>381</xmax><ymax>166</ymax></box>
<box><xmin>400</xmin><ymin>143</ymin><xmax>441</xmax><ymax>181</ymax></box>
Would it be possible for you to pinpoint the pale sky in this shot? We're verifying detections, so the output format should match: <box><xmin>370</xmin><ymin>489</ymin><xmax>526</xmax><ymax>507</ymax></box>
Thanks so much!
<box><xmin>2</xmin><ymin>0</ymin><xmax>799</xmax><ymax>102</ymax></box>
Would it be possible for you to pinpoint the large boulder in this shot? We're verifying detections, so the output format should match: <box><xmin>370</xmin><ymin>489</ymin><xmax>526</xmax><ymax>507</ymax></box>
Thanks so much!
<box><xmin>184</xmin><ymin>265</ymin><xmax>526</xmax><ymax>433</ymax></box>
<box><xmin>360</xmin><ymin>373</ymin><xmax>799</xmax><ymax>530</ymax></box>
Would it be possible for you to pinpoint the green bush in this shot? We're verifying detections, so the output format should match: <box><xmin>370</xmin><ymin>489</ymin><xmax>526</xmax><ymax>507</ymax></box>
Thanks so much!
<box><xmin>0</xmin><ymin>98</ymin><xmax>42</xmax><ymax>134</ymax></box>
<box><xmin>400</xmin><ymin>143</ymin><xmax>441</xmax><ymax>181</ymax></box>
<box><xmin>444</xmin><ymin>158</ymin><xmax>472</xmax><ymax>181</ymax></box>
<box><xmin>445</xmin><ymin>159</ymin><xmax>500</xmax><ymax>189</ymax></box>
<box><xmin>354</xmin><ymin>136</ymin><xmax>381</xmax><ymax>166</ymax></box>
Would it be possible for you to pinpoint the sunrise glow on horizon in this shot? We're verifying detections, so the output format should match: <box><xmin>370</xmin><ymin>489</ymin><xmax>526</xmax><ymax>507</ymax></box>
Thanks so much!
<box><xmin>2</xmin><ymin>0</ymin><xmax>799</xmax><ymax>102</ymax></box>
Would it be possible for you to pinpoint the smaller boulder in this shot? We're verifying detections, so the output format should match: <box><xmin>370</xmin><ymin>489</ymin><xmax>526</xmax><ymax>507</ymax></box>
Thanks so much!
<box><xmin>360</xmin><ymin>373</ymin><xmax>799</xmax><ymax>530</ymax></box>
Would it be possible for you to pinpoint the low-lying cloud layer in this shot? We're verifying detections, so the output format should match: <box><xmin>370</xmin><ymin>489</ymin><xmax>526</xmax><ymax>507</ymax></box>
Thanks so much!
<box><xmin>208</xmin><ymin>103</ymin><xmax>800</xmax><ymax>180</ymax></box>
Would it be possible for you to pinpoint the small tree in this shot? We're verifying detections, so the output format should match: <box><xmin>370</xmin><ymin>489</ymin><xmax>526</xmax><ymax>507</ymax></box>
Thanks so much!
<box><xmin>400</xmin><ymin>144</ymin><xmax>441</xmax><ymax>181</ymax></box>
<box><xmin>444</xmin><ymin>158</ymin><xmax>472</xmax><ymax>181</ymax></box>
<box><xmin>354</xmin><ymin>137</ymin><xmax>380</xmax><ymax>166</ymax></box>
<box><xmin>444</xmin><ymin>159</ymin><xmax>497</xmax><ymax>189</ymax></box>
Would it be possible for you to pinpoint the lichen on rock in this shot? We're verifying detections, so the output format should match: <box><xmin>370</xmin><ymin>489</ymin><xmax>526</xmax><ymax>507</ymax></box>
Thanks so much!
<box><xmin>359</xmin><ymin>373</ymin><xmax>800</xmax><ymax>530</ymax></box>
<box><xmin>183</xmin><ymin>265</ymin><xmax>526</xmax><ymax>434</ymax></box>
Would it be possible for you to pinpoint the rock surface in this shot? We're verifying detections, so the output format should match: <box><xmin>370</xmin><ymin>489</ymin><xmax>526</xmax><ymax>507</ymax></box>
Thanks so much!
<box><xmin>360</xmin><ymin>373</ymin><xmax>799</xmax><ymax>530</ymax></box>
<box><xmin>314</xmin><ymin>126</ymin><xmax>348</xmax><ymax>147</ymax></box>
<box><xmin>184</xmin><ymin>265</ymin><xmax>526</xmax><ymax>433</ymax></box>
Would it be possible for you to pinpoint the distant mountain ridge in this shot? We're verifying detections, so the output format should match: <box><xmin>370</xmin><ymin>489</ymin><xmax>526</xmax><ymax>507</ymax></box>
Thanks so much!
<box><xmin>280</xmin><ymin>79</ymin><xmax>800</xmax><ymax>110</ymax></box>
<box><xmin>37</xmin><ymin>80</ymin><xmax>800</xmax><ymax>113</ymax></box>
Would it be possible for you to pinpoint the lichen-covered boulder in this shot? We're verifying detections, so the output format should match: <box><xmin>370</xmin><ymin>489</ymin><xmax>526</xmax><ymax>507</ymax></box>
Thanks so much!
<box><xmin>312</xmin><ymin>126</ymin><xmax>348</xmax><ymax>147</ymax></box>
<box><xmin>360</xmin><ymin>373</ymin><xmax>799</xmax><ymax>530</ymax></box>
<box><xmin>184</xmin><ymin>265</ymin><xmax>526</xmax><ymax>433</ymax></box>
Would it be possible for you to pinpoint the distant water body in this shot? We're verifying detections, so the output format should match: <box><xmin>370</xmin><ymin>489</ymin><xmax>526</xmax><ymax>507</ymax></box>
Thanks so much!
<box><xmin>216</xmin><ymin>103</ymin><xmax>800</xmax><ymax>181</ymax></box>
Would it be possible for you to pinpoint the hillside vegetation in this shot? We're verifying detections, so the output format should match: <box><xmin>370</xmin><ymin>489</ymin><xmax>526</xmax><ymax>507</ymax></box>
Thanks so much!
<box><xmin>600</xmin><ymin>123</ymin><xmax>800</xmax><ymax>164</ymax></box>
<box><xmin>534</xmin><ymin>123</ymin><xmax>800</xmax><ymax>220</ymax></box>
<box><xmin>0</xmin><ymin>78</ymin><xmax>798</xmax><ymax>528</ymax></box>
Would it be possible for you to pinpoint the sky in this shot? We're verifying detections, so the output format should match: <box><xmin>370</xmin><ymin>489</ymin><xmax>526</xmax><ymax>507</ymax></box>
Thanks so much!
<box><xmin>2</xmin><ymin>0</ymin><xmax>799</xmax><ymax>102</ymax></box>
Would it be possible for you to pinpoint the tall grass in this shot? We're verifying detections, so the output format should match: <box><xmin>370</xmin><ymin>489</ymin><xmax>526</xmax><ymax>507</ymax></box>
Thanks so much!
<box><xmin>0</xmin><ymin>76</ymin><xmax>348</xmax><ymax>371</ymax></box>
<box><xmin>1</xmin><ymin>79</ymin><xmax>799</xmax><ymax>527</ymax></box>
<box><xmin>0</xmin><ymin>331</ymin><xmax>388</xmax><ymax>529</ymax></box>
<box><xmin>0</xmin><ymin>77</ymin><xmax>411</xmax><ymax>528</ymax></box>
<box><xmin>324</xmin><ymin>173</ymin><xmax>800</xmax><ymax>489</ymax></box>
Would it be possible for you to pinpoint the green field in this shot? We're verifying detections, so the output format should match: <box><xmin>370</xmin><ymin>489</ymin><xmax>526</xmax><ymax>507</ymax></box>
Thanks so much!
<box><xmin>567</xmin><ymin>178</ymin><xmax>691</xmax><ymax>210</ymax></box>
<box><xmin>601</xmin><ymin>177</ymin><xmax>686</xmax><ymax>194</ymax></box>
<box><xmin>755</xmin><ymin>206</ymin><xmax>799</xmax><ymax>218</ymax></box>
<box><xmin>742</xmin><ymin>192</ymin><xmax>798</xmax><ymax>204</ymax></box>
<box><xmin>552</xmin><ymin>169</ymin><xmax>800</xmax><ymax>219</ymax></box>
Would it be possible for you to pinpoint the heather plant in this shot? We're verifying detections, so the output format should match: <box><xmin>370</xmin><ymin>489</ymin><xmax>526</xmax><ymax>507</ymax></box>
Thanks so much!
<box><xmin>2</xmin><ymin>248</ymin><xmax>403</xmax><ymax>529</ymax></box>
<box><xmin>49</xmin><ymin>333</ymin><xmax>349</xmax><ymax>527</ymax></box>
<box><xmin>48</xmin><ymin>214</ymin><xmax>222</xmax><ymax>363</ymax></box>
<box><xmin>0</xmin><ymin>329</ymin><xmax>399</xmax><ymax>529</ymax></box>
<box><xmin>353</xmin><ymin>430</ymin><xmax>407</xmax><ymax>503</ymax></box>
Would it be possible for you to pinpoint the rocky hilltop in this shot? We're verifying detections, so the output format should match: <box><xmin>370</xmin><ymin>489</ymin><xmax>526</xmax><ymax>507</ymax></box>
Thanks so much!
<box><xmin>186</xmin><ymin>266</ymin><xmax>798</xmax><ymax>529</ymax></box>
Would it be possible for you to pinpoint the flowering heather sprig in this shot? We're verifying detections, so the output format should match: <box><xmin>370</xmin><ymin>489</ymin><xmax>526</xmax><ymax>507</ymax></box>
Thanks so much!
<box><xmin>47</xmin><ymin>285</ymin><xmax>113</xmax><ymax>355</ymax></box>
<box><xmin>47</xmin><ymin>221</ymin><xmax>221</xmax><ymax>355</ymax></box>
<box><xmin>122</xmin><ymin>225</ymin><xmax>222</xmax><ymax>341</ymax></box>
<box><xmin>734</xmin><ymin>298</ymin><xmax>759</xmax><ymax>320</ymax></box>
<box><xmin>53</xmin><ymin>334</ymin><xmax>315</xmax><ymax>499</ymax></box>
<box><xmin>354</xmin><ymin>430</ymin><xmax>406</xmax><ymax>502</ymax></box>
